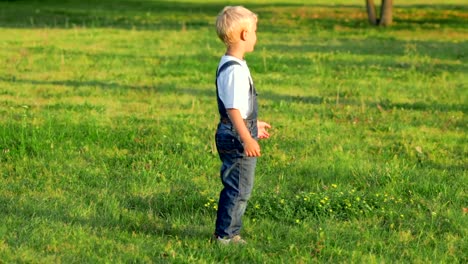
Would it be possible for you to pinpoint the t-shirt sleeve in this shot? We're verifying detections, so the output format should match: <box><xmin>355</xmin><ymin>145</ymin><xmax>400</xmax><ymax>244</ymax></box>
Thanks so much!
<box><xmin>217</xmin><ymin>65</ymin><xmax>250</xmax><ymax>111</ymax></box>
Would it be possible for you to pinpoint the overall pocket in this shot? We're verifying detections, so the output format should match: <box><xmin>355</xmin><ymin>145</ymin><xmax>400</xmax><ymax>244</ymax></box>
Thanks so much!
<box><xmin>215</xmin><ymin>132</ymin><xmax>244</xmax><ymax>156</ymax></box>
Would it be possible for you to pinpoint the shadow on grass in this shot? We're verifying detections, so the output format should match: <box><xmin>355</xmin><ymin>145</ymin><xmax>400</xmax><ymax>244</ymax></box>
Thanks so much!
<box><xmin>0</xmin><ymin>0</ymin><xmax>301</xmax><ymax>29</ymax></box>
<box><xmin>0</xmin><ymin>0</ymin><xmax>466</xmax><ymax>31</ymax></box>
<box><xmin>1</xmin><ymin>75</ymin><xmax>466</xmax><ymax>114</ymax></box>
<box><xmin>261</xmin><ymin>38</ymin><xmax>466</xmax><ymax>62</ymax></box>
<box><xmin>0</xmin><ymin>192</ymin><xmax>213</xmax><ymax>241</ymax></box>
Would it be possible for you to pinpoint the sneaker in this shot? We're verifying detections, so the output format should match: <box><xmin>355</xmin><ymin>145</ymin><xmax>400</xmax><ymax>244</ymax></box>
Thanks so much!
<box><xmin>214</xmin><ymin>234</ymin><xmax>247</xmax><ymax>245</ymax></box>
<box><xmin>230</xmin><ymin>235</ymin><xmax>247</xmax><ymax>245</ymax></box>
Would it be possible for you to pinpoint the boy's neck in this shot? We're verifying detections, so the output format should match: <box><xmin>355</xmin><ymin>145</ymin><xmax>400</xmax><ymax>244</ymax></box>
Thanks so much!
<box><xmin>225</xmin><ymin>47</ymin><xmax>245</xmax><ymax>60</ymax></box>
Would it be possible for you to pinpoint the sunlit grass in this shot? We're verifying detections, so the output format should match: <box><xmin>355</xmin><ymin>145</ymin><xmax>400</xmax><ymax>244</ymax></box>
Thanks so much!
<box><xmin>1</xmin><ymin>0</ymin><xmax>467</xmax><ymax>262</ymax></box>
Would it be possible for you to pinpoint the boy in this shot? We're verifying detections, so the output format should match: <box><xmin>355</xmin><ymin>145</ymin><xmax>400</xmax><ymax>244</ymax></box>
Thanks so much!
<box><xmin>213</xmin><ymin>6</ymin><xmax>271</xmax><ymax>245</ymax></box>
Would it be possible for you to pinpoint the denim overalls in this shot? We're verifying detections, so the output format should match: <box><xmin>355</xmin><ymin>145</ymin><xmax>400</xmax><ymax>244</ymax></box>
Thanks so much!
<box><xmin>214</xmin><ymin>60</ymin><xmax>258</xmax><ymax>238</ymax></box>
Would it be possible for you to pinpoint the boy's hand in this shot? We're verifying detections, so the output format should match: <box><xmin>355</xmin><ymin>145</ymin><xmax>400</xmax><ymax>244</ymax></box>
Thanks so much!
<box><xmin>227</xmin><ymin>109</ymin><xmax>263</xmax><ymax>157</ymax></box>
<box><xmin>257</xmin><ymin>121</ymin><xmax>271</xmax><ymax>139</ymax></box>
<box><xmin>243</xmin><ymin>137</ymin><xmax>261</xmax><ymax>157</ymax></box>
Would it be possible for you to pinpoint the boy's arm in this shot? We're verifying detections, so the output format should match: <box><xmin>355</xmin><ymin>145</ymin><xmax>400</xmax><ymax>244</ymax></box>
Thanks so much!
<box><xmin>227</xmin><ymin>108</ymin><xmax>261</xmax><ymax>157</ymax></box>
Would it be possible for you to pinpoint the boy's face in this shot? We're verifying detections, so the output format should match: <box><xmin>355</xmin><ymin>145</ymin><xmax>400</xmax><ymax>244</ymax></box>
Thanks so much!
<box><xmin>244</xmin><ymin>22</ymin><xmax>257</xmax><ymax>52</ymax></box>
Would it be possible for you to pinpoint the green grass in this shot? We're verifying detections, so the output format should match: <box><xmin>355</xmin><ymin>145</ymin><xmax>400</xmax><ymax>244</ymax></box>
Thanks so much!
<box><xmin>1</xmin><ymin>0</ymin><xmax>467</xmax><ymax>262</ymax></box>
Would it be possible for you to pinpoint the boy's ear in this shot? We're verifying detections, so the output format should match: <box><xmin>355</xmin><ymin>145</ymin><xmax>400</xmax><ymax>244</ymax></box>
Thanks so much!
<box><xmin>240</xmin><ymin>30</ymin><xmax>247</xmax><ymax>41</ymax></box>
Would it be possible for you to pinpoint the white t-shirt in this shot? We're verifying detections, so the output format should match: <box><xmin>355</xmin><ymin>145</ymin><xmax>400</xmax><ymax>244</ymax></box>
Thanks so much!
<box><xmin>217</xmin><ymin>55</ymin><xmax>253</xmax><ymax>119</ymax></box>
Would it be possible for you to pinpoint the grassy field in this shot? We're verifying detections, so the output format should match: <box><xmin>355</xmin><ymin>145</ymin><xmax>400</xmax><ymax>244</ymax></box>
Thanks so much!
<box><xmin>0</xmin><ymin>0</ymin><xmax>467</xmax><ymax>262</ymax></box>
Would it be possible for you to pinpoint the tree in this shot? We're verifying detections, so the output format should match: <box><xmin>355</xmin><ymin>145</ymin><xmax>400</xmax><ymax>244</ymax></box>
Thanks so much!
<box><xmin>366</xmin><ymin>0</ymin><xmax>393</xmax><ymax>26</ymax></box>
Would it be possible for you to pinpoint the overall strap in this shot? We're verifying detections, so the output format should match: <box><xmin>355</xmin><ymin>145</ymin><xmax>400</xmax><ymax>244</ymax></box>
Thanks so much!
<box><xmin>216</xmin><ymin>60</ymin><xmax>242</xmax><ymax>78</ymax></box>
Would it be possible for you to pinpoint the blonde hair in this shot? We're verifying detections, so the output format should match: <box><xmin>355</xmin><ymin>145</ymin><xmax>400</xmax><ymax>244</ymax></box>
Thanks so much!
<box><xmin>216</xmin><ymin>6</ymin><xmax>257</xmax><ymax>46</ymax></box>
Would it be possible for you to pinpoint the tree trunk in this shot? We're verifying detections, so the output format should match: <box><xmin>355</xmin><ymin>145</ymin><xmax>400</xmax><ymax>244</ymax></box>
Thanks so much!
<box><xmin>365</xmin><ymin>0</ymin><xmax>393</xmax><ymax>26</ymax></box>
<box><xmin>379</xmin><ymin>0</ymin><xmax>393</xmax><ymax>26</ymax></box>
<box><xmin>366</xmin><ymin>0</ymin><xmax>378</xmax><ymax>25</ymax></box>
